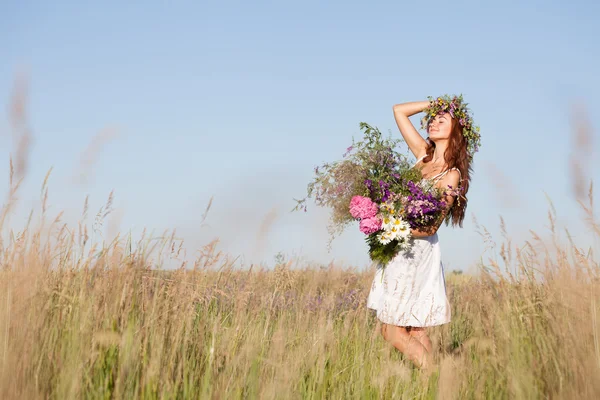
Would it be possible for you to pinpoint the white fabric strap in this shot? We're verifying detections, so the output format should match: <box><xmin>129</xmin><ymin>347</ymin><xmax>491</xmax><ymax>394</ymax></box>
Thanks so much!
<box><xmin>412</xmin><ymin>155</ymin><xmax>463</xmax><ymax>183</ymax></box>
<box><xmin>431</xmin><ymin>167</ymin><xmax>462</xmax><ymax>182</ymax></box>
<box><xmin>412</xmin><ymin>154</ymin><xmax>427</xmax><ymax>168</ymax></box>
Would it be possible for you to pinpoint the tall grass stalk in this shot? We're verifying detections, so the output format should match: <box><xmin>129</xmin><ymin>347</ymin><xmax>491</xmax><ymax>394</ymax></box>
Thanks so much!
<box><xmin>0</xmin><ymin>184</ymin><xmax>599</xmax><ymax>398</ymax></box>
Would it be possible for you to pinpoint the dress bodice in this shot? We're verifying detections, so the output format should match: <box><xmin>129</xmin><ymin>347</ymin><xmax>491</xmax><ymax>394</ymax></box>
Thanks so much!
<box><xmin>411</xmin><ymin>154</ymin><xmax>462</xmax><ymax>186</ymax></box>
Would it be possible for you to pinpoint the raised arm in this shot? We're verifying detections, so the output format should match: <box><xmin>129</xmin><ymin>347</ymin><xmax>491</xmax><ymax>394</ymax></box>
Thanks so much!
<box><xmin>392</xmin><ymin>101</ymin><xmax>430</xmax><ymax>159</ymax></box>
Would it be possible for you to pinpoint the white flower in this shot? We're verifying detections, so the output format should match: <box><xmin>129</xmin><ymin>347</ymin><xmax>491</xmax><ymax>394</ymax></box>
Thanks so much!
<box><xmin>381</xmin><ymin>202</ymin><xmax>395</xmax><ymax>213</ymax></box>
<box><xmin>386</xmin><ymin>226</ymin><xmax>398</xmax><ymax>240</ymax></box>
<box><xmin>384</xmin><ymin>217</ymin><xmax>410</xmax><ymax>239</ymax></box>
<box><xmin>392</xmin><ymin>218</ymin><xmax>411</xmax><ymax>238</ymax></box>
<box><xmin>381</xmin><ymin>216</ymin><xmax>394</xmax><ymax>231</ymax></box>
<box><xmin>397</xmin><ymin>238</ymin><xmax>411</xmax><ymax>251</ymax></box>
<box><xmin>378</xmin><ymin>232</ymin><xmax>394</xmax><ymax>245</ymax></box>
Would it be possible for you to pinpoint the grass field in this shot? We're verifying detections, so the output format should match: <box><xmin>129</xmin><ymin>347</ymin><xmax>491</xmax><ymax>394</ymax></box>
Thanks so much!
<box><xmin>1</xmin><ymin>87</ymin><xmax>599</xmax><ymax>398</ymax></box>
<box><xmin>1</xmin><ymin>186</ymin><xmax>599</xmax><ymax>399</ymax></box>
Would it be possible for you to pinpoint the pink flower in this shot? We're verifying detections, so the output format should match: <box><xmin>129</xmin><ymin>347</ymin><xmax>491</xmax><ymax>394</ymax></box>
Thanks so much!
<box><xmin>349</xmin><ymin>196</ymin><xmax>378</xmax><ymax>219</ymax></box>
<box><xmin>359</xmin><ymin>216</ymin><xmax>382</xmax><ymax>235</ymax></box>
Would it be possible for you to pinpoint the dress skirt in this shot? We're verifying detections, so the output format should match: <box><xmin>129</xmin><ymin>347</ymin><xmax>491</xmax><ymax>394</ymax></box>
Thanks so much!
<box><xmin>366</xmin><ymin>233</ymin><xmax>451</xmax><ymax>327</ymax></box>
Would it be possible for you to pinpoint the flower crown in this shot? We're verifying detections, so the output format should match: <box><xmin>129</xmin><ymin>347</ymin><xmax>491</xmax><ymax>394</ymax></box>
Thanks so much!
<box><xmin>420</xmin><ymin>94</ymin><xmax>481</xmax><ymax>157</ymax></box>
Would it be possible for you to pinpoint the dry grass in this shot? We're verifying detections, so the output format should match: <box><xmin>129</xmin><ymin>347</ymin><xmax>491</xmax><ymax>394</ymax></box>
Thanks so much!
<box><xmin>0</xmin><ymin>197</ymin><xmax>599</xmax><ymax>399</ymax></box>
<box><xmin>0</xmin><ymin>81</ymin><xmax>599</xmax><ymax>399</ymax></box>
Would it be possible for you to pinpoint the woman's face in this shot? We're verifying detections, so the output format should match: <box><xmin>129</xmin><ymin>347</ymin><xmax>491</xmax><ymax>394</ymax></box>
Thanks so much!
<box><xmin>427</xmin><ymin>113</ymin><xmax>453</xmax><ymax>140</ymax></box>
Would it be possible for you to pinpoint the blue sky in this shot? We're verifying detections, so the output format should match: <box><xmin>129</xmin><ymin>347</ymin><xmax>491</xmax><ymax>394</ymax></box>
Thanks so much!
<box><xmin>1</xmin><ymin>0</ymin><xmax>599</xmax><ymax>271</ymax></box>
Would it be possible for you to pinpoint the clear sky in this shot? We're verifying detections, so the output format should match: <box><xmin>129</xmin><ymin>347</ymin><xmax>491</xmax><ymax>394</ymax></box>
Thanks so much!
<box><xmin>1</xmin><ymin>0</ymin><xmax>599</xmax><ymax>271</ymax></box>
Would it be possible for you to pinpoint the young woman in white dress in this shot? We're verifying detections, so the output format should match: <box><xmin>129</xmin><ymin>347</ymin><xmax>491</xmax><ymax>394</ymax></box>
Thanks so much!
<box><xmin>367</xmin><ymin>99</ymin><xmax>474</xmax><ymax>370</ymax></box>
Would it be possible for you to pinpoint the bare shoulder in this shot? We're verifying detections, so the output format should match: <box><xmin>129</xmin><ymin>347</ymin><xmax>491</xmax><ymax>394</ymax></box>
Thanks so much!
<box><xmin>437</xmin><ymin>169</ymin><xmax>461</xmax><ymax>190</ymax></box>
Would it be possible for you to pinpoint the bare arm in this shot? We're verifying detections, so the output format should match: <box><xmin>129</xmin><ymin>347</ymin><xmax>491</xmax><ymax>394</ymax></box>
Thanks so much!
<box><xmin>392</xmin><ymin>100</ymin><xmax>430</xmax><ymax>159</ymax></box>
<box><xmin>411</xmin><ymin>170</ymin><xmax>461</xmax><ymax>238</ymax></box>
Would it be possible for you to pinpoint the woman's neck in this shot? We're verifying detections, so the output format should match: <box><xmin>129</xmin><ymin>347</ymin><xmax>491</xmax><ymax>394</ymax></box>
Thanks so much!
<box><xmin>431</xmin><ymin>140</ymin><xmax>448</xmax><ymax>164</ymax></box>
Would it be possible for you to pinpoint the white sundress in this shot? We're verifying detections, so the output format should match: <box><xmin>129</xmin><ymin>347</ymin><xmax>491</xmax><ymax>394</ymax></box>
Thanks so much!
<box><xmin>366</xmin><ymin>155</ymin><xmax>460</xmax><ymax>327</ymax></box>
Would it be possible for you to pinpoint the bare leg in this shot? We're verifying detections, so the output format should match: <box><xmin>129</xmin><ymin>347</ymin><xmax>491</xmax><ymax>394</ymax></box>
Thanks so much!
<box><xmin>381</xmin><ymin>323</ymin><xmax>431</xmax><ymax>369</ymax></box>
<box><xmin>407</xmin><ymin>327</ymin><xmax>432</xmax><ymax>353</ymax></box>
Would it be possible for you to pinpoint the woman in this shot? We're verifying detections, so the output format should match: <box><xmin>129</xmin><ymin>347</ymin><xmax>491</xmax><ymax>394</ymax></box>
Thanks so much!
<box><xmin>367</xmin><ymin>95</ymin><xmax>479</xmax><ymax>370</ymax></box>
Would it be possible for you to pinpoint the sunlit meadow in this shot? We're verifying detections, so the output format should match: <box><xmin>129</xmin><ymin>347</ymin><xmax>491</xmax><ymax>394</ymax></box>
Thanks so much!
<box><xmin>1</xmin><ymin>86</ymin><xmax>599</xmax><ymax>399</ymax></box>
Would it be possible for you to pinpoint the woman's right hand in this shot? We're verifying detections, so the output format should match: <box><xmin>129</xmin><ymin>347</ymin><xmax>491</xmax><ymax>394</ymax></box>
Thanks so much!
<box><xmin>392</xmin><ymin>100</ymin><xmax>430</xmax><ymax>159</ymax></box>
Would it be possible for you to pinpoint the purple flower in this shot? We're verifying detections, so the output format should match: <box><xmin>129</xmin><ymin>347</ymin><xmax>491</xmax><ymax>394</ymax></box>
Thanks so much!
<box><xmin>401</xmin><ymin>179</ymin><xmax>448</xmax><ymax>229</ymax></box>
<box><xmin>343</xmin><ymin>145</ymin><xmax>354</xmax><ymax>157</ymax></box>
<box><xmin>381</xmin><ymin>189</ymin><xmax>391</xmax><ymax>202</ymax></box>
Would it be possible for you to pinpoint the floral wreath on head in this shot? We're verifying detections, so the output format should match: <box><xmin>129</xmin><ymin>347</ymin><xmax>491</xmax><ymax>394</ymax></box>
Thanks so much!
<box><xmin>420</xmin><ymin>94</ymin><xmax>481</xmax><ymax>157</ymax></box>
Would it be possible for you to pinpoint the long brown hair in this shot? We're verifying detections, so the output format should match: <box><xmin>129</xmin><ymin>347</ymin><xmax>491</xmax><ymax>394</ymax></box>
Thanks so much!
<box><xmin>422</xmin><ymin>117</ymin><xmax>472</xmax><ymax>227</ymax></box>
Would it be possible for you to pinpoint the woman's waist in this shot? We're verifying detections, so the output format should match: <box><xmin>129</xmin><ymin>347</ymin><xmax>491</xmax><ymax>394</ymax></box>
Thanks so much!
<box><xmin>413</xmin><ymin>232</ymin><xmax>439</xmax><ymax>242</ymax></box>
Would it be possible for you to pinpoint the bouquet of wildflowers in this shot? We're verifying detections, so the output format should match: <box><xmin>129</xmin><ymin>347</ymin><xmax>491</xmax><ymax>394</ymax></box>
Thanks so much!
<box><xmin>294</xmin><ymin>122</ymin><xmax>458</xmax><ymax>266</ymax></box>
